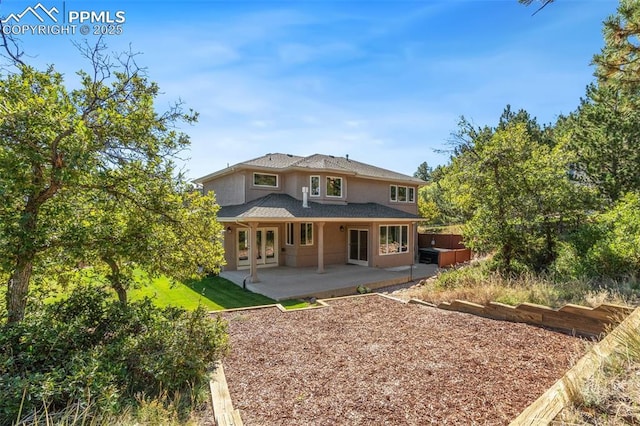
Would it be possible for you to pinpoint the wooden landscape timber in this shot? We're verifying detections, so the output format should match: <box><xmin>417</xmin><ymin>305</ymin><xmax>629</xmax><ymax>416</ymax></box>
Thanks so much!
<box><xmin>217</xmin><ymin>295</ymin><xmax>631</xmax><ymax>337</ymax></box>
<box><xmin>410</xmin><ymin>299</ymin><xmax>633</xmax><ymax>337</ymax></box>
<box><xmin>510</xmin><ymin>306</ymin><xmax>640</xmax><ymax>425</ymax></box>
<box><xmin>210</xmin><ymin>362</ymin><xmax>243</xmax><ymax>426</ymax></box>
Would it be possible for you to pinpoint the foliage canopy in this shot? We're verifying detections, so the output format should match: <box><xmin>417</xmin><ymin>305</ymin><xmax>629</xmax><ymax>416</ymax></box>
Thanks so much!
<box><xmin>0</xmin><ymin>44</ymin><xmax>224</xmax><ymax>322</ymax></box>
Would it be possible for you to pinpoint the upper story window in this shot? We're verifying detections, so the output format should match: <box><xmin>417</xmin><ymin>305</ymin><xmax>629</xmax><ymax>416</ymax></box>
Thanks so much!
<box><xmin>390</xmin><ymin>185</ymin><xmax>415</xmax><ymax>203</ymax></box>
<box><xmin>310</xmin><ymin>176</ymin><xmax>320</xmax><ymax>197</ymax></box>
<box><xmin>398</xmin><ymin>186</ymin><xmax>407</xmax><ymax>202</ymax></box>
<box><xmin>326</xmin><ymin>176</ymin><xmax>343</xmax><ymax>198</ymax></box>
<box><xmin>253</xmin><ymin>172</ymin><xmax>278</xmax><ymax>188</ymax></box>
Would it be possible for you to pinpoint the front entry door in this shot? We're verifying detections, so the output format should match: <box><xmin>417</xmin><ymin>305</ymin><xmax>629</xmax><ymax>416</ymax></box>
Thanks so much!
<box><xmin>348</xmin><ymin>229</ymin><xmax>368</xmax><ymax>266</ymax></box>
<box><xmin>237</xmin><ymin>228</ymin><xmax>278</xmax><ymax>268</ymax></box>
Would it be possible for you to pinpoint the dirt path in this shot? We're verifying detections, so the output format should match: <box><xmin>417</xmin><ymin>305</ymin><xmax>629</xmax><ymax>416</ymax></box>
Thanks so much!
<box><xmin>222</xmin><ymin>295</ymin><xmax>584</xmax><ymax>425</ymax></box>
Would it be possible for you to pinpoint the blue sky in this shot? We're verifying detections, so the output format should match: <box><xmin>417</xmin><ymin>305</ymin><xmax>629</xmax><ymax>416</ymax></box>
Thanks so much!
<box><xmin>1</xmin><ymin>0</ymin><xmax>618</xmax><ymax>179</ymax></box>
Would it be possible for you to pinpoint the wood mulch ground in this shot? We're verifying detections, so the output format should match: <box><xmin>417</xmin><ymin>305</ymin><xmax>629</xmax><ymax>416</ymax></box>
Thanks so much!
<box><xmin>221</xmin><ymin>295</ymin><xmax>585</xmax><ymax>425</ymax></box>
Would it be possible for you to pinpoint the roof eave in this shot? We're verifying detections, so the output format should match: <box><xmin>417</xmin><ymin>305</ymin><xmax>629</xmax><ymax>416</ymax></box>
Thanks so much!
<box><xmin>193</xmin><ymin>166</ymin><xmax>239</xmax><ymax>184</ymax></box>
<box><xmin>195</xmin><ymin>164</ymin><xmax>292</xmax><ymax>184</ymax></box>
<box><xmin>217</xmin><ymin>217</ymin><xmax>419</xmax><ymax>223</ymax></box>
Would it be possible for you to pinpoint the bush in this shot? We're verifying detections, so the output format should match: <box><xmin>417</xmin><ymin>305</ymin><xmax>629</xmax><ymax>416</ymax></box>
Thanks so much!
<box><xmin>433</xmin><ymin>261</ymin><xmax>492</xmax><ymax>290</ymax></box>
<box><xmin>553</xmin><ymin>192</ymin><xmax>640</xmax><ymax>282</ymax></box>
<box><xmin>356</xmin><ymin>285</ymin><xmax>371</xmax><ymax>294</ymax></box>
<box><xmin>0</xmin><ymin>285</ymin><xmax>229</xmax><ymax>424</ymax></box>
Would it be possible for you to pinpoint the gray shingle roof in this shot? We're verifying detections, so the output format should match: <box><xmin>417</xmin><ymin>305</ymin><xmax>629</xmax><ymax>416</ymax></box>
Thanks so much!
<box><xmin>243</xmin><ymin>153</ymin><xmax>304</xmax><ymax>169</ymax></box>
<box><xmin>218</xmin><ymin>194</ymin><xmax>420</xmax><ymax>220</ymax></box>
<box><xmin>291</xmin><ymin>154</ymin><xmax>423</xmax><ymax>183</ymax></box>
<box><xmin>195</xmin><ymin>153</ymin><xmax>425</xmax><ymax>185</ymax></box>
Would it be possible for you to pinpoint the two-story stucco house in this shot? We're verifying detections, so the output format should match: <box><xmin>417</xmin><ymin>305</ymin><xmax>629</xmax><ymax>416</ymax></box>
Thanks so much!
<box><xmin>194</xmin><ymin>153</ymin><xmax>425</xmax><ymax>283</ymax></box>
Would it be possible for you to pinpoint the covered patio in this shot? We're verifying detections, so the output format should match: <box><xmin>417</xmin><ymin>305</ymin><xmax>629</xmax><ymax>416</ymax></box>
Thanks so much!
<box><xmin>220</xmin><ymin>263</ymin><xmax>438</xmax><ymax>300</ymax></box>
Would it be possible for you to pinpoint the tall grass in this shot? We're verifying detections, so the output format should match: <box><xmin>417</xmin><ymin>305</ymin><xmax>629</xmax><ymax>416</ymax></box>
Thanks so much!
<box><xmin>555</xmin><ymin>321</ymin><xmax>640</xmax><ymax>424</ymax></box>
<box><xmin>410</xmin><ymin>260</ymin><xmax>637</xmax><ymax>308</ymax></box>
<box><xmin>14</xmin><ymin>390</ymin><xmax>209</xmax><ymax>425</ymax></box>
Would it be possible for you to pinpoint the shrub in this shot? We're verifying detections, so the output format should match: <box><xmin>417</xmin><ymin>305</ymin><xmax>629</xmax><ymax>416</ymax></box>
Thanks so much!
<box><xmin>0</xmin><ymin>285</ymin><xmax>229</xmax><ymax>424</ymax></box>
<box><xmin>553</xmin><ymin>193</ymin><xmax>640</xmax><ymax>282</ymax></box>
<box><xmin>356</xmin><ymin>285</ymin><xmax>371</xmax><ymax>294</ymax></box>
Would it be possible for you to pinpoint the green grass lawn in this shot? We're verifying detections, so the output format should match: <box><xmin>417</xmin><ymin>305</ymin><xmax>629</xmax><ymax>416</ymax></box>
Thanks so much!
<box><xmin>129</xmin><ymin>272</ymin><xmax>308</xmax><ymax>311</ymax></box>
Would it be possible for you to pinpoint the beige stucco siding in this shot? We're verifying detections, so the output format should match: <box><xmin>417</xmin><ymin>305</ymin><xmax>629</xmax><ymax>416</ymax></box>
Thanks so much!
<box><xmin>348</xmin><ymin>177</ymin><xmax>418</xmax><ymax>215</ymax></box>
<box><xmin>221</xmin><ymin>220</ymin><xmax>417</xmax><ymax>271</ymax></box>
<box><xmin>283</xmin><ymin>173</ymin><xmax>301</xmax><ymax>198</ymax></box>
<box><xmin>222</xmin><ymin>228</ymin><xmax>237</xmax><ymax>270</ymax></box>
<box><xmin>323</xmin><ymin>223</ymin><xmax>348</xmax><ymax>264</ymax></box>
<box><xmin>347</xmin><ymin>177</ymin><xmax>389</xmax><ymax>204</ymax></box>
<box><xmin>217</xmin><ymin>169</ymin><xmax>418</xmax><ymax>212</ymax></box>
<box><xmin>283</xmin><ymin>172</ymin><xmax>349</xmax><ymax>204</ymax></box>
<box><xmin>281</xmin><ymin>222</ymin><xmax>346</xmax><ymax>267</ymax></box>
<box><xmin>223</xmin><ymin>222</ymin><xmax>351</xmax><ymax>269</ymax></box>
<box><xmin>244</xmin><ymin>171</ymin><xmax>285</xmax><ymax>202</ymax></box>
<box><xmin>203</xmin><ymin>173</ymin><xmax>245</xmax><ymax>206</ymax></box>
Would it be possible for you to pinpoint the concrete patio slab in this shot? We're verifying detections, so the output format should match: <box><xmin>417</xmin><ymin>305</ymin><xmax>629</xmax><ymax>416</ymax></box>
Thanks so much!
<box><xmin>220</xmin><ymin>263</ymin><xmax>438</xmax><ymax>300</ymax></box>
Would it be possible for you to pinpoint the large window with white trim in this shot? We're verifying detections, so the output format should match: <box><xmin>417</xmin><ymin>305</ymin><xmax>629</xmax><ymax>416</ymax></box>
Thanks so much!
<box><xmin>379</xmin><ymin>225</ymin><xmax>409</xmax><ymax>255</ymax></box>
<box><xmin>310</xmin><ymin>175</ymin><xmax>320</xmax><ymax>197</ymax></box>
<box><xmin>253</xmin><ymin>172</ymin><xmax>278</xmax><ymax>187</ymax></box>
<box><xmin>326</xmin><ymin>176</ymin><xmax>342</xmax><ymax>197</ymax></box>
<box><xmin>390</xmin><ymin>185</ymin><xmax>415</xmax><ymax>203</ymax></box>
<box><xmin>300</xmin><ymin>222</ymin><xmax>313</xmax><ymax>246</ymax></box>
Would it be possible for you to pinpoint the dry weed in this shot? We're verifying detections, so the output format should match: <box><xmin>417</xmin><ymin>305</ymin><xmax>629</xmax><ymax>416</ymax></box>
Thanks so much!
<box><xmin>554</xmin><ymin>323</ymin><xmax>640</xmax><ymax>424</ymax></box>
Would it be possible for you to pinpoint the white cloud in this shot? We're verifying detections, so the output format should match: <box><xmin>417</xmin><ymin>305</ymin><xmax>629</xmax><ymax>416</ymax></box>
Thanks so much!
<box><xmin>9</xmin><ymin>0</ymin><xmax>616</xmax><ymax>182</ymax></box>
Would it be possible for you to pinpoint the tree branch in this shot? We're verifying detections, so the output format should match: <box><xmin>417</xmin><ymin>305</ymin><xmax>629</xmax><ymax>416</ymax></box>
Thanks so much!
<box><xmin>0</xmin><ymin>21</ymin><xmax>26</xmax><ymax>67</ymax></box>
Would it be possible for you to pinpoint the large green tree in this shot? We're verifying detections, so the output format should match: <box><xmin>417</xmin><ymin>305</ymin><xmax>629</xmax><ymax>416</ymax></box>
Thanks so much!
<box><xmin>567</xmin><ymin>0</ymin><xmax>640</xmax><ymax>203</ymax></box>
<box><xmin>417</xmin><ymin>165</ymin><xmax>464</xmax><ymax>226</ymax></box>
<box><xmin>593</xmin><ymin>0</ymin><xmax>640</xmax><ymax>92</ymax></box>
<box><xmin>569</xmin><ymin>85</ymin><xmax>640</xmax><ymax>203</ymax></box>
<box><xmin>0</xmin><ymin>44</ymin><xmax>223</xmax><ymax>322</ymax></box>
<box><xmin>413</xmin><ymin>161</ymin><xmax>432</xmax><ymax>182</ymax></box>
<box><xmin>60</xmin><ymin>171</ymin><xmax>224</xmax><ymax>305</ymax></box>
<box><xmin>443</xmin><ymin>108</ymin><xmax>589</xmax><ymax>272</ymax></box>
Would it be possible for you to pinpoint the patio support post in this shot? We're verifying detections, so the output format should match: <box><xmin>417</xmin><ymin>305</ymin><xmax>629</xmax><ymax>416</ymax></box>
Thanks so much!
<box><xmin>250</xmin><ymin>222</ymin><xmax>260</xmax><ymax>283</ymax></box>
<box><xmin>317</xmin><ymin>221</ymin><xmax>325</xmax><ymax>273</ymax></box>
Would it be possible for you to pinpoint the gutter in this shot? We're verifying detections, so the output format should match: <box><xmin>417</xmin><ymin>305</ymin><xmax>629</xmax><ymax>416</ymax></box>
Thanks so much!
<box><xmin>217</xmin><ymin>217</ymin><xmax>420</xmax><ymax>223</ymax></box>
